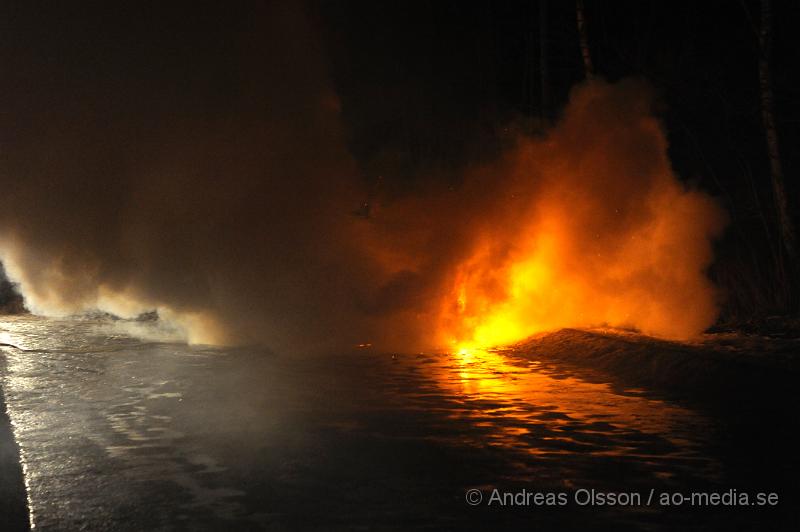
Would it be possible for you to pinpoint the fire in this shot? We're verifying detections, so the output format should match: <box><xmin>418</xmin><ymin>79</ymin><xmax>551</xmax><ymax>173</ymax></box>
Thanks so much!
<box><xmin>441</xmin><ymin>232</ymin><xmax>559</xmax><ymax>350</ymax></box>
<box><xmin>437</xmin><ymin>220</ymin><xmax>576</xmax><ymax>350</ymax></box>
<box><xmin>428</xmin><ymin>80</ymin><xmax>728</xmax><ymax>351</ymax></box>
<box><xmin>0</xmin><ymin>75</ymin><xmax>725</xmax><ymax>353</ymax></box>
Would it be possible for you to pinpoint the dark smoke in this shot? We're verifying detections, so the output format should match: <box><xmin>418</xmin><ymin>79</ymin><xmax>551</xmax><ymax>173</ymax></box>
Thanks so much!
<box><xmin>0</xmin><ymin>1</ymin><xmax>379</xmax><ymax>349</ymax></box>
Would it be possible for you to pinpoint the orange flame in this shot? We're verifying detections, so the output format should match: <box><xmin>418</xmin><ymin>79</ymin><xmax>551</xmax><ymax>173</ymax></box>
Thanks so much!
<box><xmin>428</xmin><ymin>80</ymin><xmax>727</xmax><ymax>351</ymax></box>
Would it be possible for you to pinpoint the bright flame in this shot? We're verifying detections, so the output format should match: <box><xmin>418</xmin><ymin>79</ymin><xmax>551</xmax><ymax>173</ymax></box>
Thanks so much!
<box><xmin>439</xmin><ymin>226</ymin><xmax>574</xmax><ymax>349</ymax></box>
<box><xmin>431</xmin><ymin>81</ymin><xmax>727</xmax><ymax>350</ymax></box>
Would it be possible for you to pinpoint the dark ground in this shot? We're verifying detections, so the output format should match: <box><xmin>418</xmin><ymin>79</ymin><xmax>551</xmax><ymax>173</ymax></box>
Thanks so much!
<box><xmin>2</xmin><ymin>324</ymin><xmax>799</xmax><ymax>531</ymax></box>
<box><xmin>514</xmin><ymin>328</ymin><xmax>800</xmax><ymax>530</ymax></box>
<box><xmin>0</xmin><ymin>356</ymin><xmax>29</xmax><ymax>531</ymax></box>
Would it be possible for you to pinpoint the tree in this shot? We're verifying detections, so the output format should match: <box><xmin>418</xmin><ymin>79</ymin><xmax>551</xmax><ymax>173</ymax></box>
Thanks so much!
<box><xmin>576</xmin><ymin>0</ymin><xmax>594</xmax><ymax>79</ymax></box>
<box><xmin>758</xmin><ymin>0</ymin><xmax>796</xmax><ymax>273</ymax></box>
<box><xmin>539</xmin><ymin>0</ymin><xmax>549</xmax><ymax>119</ymax></box>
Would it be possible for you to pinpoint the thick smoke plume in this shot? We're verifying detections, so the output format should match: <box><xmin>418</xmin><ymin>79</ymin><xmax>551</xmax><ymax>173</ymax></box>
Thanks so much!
<box><xmin>0</xmin><ymin>3</ymin><xmax>725</xmax><ymax>351</ymax></box>
<box><xmin>371</xmin><ymin>80</ymin><xmax>728</xmax><ymax>349</ymax></box>
<box><xmin>0</xmin><ymin>2</ymin><xmax>370</xmax><ymax>349</ymax></box>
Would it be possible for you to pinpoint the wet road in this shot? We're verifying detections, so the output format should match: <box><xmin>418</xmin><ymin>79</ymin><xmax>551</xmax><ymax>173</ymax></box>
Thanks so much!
<box><xmin>0</xmin><ymin>316</ymin><xmax>795</xmax><ymax>530</ymax></box>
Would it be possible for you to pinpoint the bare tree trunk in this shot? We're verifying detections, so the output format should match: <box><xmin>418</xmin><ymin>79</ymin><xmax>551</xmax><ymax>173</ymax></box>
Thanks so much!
<box><xmin>576</xmin><ymin>0</ymin><xmax>594</xmax><ymax>78</ymax></box>
<box><xmin>539</xmin><ymin>0</ymin><xmax>549</xmax><ymax>120</ymax></box>
<box><xmin>759</xmin><ymin>0</ymin><xmax>796</xmax><ymax>267</ymax></box>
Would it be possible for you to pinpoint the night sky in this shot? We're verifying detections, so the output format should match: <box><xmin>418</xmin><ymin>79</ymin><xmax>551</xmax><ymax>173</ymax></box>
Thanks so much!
<box><xmin>321</xmin><ymin>0</ymin><xmax>800</xmax><ymax>198</ymax></box>
<box><xmin>4</xmin><ymin>1</ymin><xmax>798</xmax><ymax>186</ymax></box>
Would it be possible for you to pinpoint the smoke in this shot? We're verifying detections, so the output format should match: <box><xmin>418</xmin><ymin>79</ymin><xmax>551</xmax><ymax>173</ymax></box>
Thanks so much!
<box><xmin>0</xmin><ymin>3</ymin><xmax>725</xmax><ymax>351</ymax></box>
<box><xmin>0</xmin><ymin>1</ymin><xmax>373</xmax><ymax>349</ymax></box>
<box><xmin>361</xmin><ymin>79</ymin><xmax>728</xmax><ymax>348</ymax></box>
